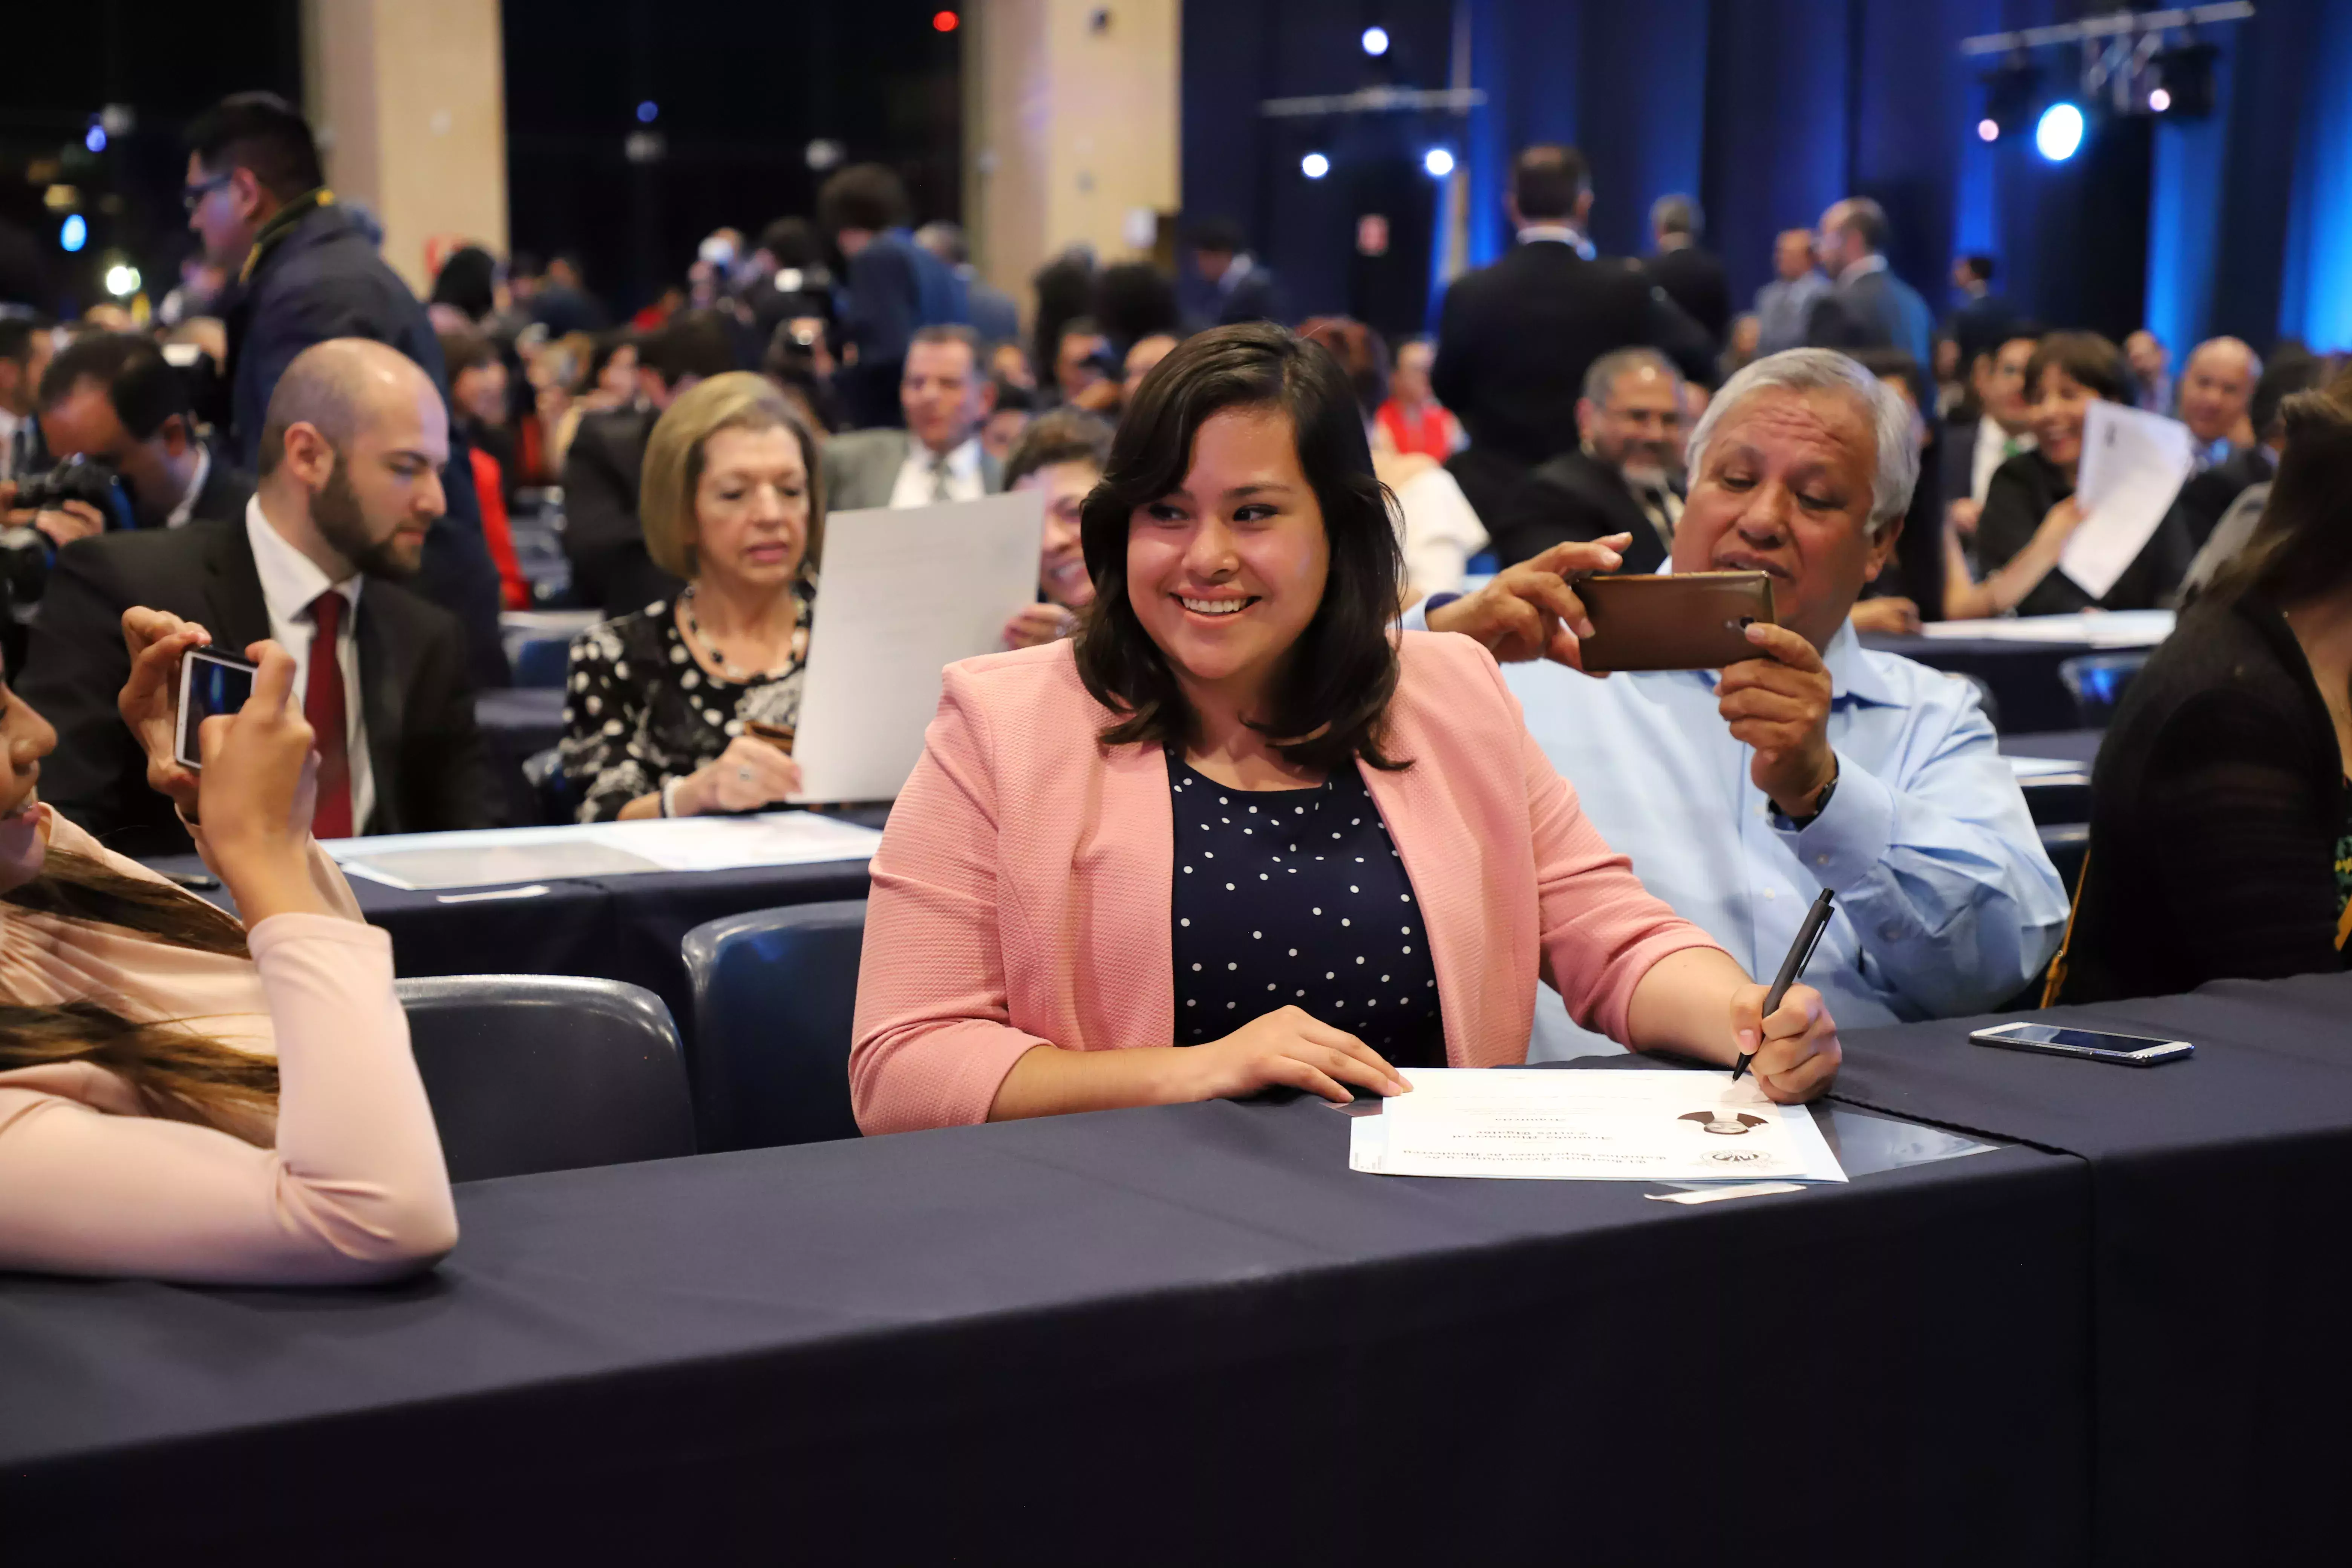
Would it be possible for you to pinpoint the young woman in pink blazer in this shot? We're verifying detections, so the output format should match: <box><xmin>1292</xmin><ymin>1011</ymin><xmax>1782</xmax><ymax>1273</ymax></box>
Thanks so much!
<box><xmin>852</xmin><ymin>325</ymin><xmax>1841</xmax><ymax>1134</ymax></box>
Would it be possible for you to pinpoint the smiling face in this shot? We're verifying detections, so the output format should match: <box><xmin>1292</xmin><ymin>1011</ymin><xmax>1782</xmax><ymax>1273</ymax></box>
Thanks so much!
<box><xmin>1126</xmin><ymin>406</ymin><xmax>1329</xmax><ymax>715</ymax></box>
<box><xmin>688</xmin><ymin>424</ymin><xmax>809</xmax><ymax>594</ymax></box>
<box><xmin>1580</xmin><ymin>362</ymin><xmax>1685</xmax><ymax>482</ymax></box>
<box><xmin>2028</xmin><ymin>365</ymin><xmax>2099</xmax><ymax>473</ymax></box>
<box><xmin>0</xmin><ymin>663</ymin><xmax>58</xmax><ymax>821</ymax></box>
<box><xmin>2178</xmin><ymin>340</ymin><xmax>2256</xmax><ymax>444</ymax></box>
<box><xmin>1673</xmin><ymin>386</ymin><xmax>1894</xmax><ymax>651</ymax></box>
<box><xmin>1024</xmin><ymin>458</ymin><xmax>1099</xmax><ymax>610</ymax></box>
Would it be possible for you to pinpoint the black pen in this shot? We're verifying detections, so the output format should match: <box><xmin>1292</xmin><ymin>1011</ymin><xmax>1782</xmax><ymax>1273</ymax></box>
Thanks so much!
<box><xmin>1732</xmin><ymin>887</ymin><xmax>1835</xmax><ymax>1082</ymax></box>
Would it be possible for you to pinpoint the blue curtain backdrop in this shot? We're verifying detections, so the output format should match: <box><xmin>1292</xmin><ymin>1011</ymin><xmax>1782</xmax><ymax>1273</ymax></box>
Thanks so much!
<box><xmin>1179</xmin><ymin>0</ymin><xmax>2352</xmax><ymax>358</ymax></box>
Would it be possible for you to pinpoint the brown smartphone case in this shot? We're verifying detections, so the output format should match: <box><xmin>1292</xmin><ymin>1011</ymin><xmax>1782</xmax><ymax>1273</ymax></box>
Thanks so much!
<box><xmin>1574</xmin><ymin>571</ymin><xmax>1776</xmax><ymax>672</ymax></box>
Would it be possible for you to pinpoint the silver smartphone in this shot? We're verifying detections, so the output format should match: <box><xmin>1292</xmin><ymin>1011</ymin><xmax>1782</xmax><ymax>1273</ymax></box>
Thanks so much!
<box><xmin>1969</xmin><ymin>1021</ymin><xmax>2194</xmax><ymax>1067</ymax></box>
<box><xmin>173</xmin><ymin>648</ymin><xmax>258</xmax><ymax>770</ymax></box>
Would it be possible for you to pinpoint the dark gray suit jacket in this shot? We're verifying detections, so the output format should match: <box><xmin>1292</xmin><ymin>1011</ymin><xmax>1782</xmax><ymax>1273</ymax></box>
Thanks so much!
<box><xmin>1806</xmin><ymin>264</ymin><xmax>1934</xmax><ymax>369</ymax></box>
<box><xmin>821</xmin><ymin>429</ymin><xmax>1005</xmax><ymax>514</ymax></box>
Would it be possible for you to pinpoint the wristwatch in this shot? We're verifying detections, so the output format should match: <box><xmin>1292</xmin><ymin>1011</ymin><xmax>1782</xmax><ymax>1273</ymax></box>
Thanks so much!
<box><xmin>1774</xmin><ymin>760</ymin><xmax>1840</xmax><ymax>831</ymax></box>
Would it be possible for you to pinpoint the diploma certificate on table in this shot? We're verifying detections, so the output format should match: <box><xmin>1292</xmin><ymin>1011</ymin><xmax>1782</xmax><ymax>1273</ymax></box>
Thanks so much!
<box><xmin>1349</xmin><ymin>1069</ymin><xmax>1847</xmax><ymax>1182</ymax></box>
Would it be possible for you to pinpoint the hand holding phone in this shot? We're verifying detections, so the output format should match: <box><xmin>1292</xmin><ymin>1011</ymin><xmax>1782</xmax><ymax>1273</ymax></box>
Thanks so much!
<box><xmin>1575</xmin><ymin>571</ymin><xmax>1775</xmax><ymax>672</ymax></box>
<box><xmin>176</xmin><ymin>649</ymin><xmax>260</xmax><ymax>770</ymax></box>
<box><xmin>115</xmin><ymin>608</ymin><xmax>219</xmax><ymax>818</ymax></box>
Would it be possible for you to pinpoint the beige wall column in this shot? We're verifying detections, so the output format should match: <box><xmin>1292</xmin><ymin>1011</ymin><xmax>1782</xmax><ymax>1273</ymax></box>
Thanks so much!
<box><xmin>302</xmin><ymin>0</ymin><xmax>510</xmax><ymax>296</ymax></box>
<box><xmin>966</xmin><ymin>0</ymin><xmax>1181</xmax><ymax>331</ymax></box>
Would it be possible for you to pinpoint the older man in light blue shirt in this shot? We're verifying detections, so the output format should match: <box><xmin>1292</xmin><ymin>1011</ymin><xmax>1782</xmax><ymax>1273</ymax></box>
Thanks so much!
<box><xmin>1421</xmin><ymin>348</ymin><xmax>2067</xmax><ymax>1058</ymax></box>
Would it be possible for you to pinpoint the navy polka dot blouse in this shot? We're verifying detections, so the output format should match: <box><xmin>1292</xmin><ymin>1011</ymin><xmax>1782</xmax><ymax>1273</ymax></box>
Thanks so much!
<box><xmin>1168</xmin><ymin>754</ymin><xmax>1445</xmax><ymax>1068</ymax></box>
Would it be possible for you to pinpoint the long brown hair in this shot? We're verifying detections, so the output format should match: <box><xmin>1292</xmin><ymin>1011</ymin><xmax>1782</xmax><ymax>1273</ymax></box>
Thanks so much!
<box><xmin>0</xmin><ymin>846</ymin><xmax>278</xmax><ymax>1139</ymax></box>
<box><xmin>2208</xmin><ymin>364</ymin><xmax>2352</xmax><ymax>609</ymax></box>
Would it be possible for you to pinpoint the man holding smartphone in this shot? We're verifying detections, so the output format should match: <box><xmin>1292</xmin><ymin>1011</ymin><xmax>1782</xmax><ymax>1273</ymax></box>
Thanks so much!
<box><xmin>1415</xmin><ymin>348</ymin><xmax>2068</xmax><ymax>1058</ymax></box>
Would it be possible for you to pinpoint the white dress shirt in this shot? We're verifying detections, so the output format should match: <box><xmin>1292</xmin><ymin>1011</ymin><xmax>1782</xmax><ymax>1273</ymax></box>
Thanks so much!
<box><xmin>244</xmin><ymin>496</ymin><xmax>374</xmax><ymax>832</ymax></box>
<box><xmin>1516</xmin><ymin>224</ymin><xmax>1596</xmax><ymax>260</ymax></box>
<box><xmin>1836</xmin><ymin>253</ymin><xmax>1891</xmax><ymax>286</ymax></box>
<box><xmin>887</xmin><ymin>435</ymin><xmax>986</xmax><ymax>509</ymax></box>
<box><xmin>1969</xmin><ymin>415</ymin><xmax>2033</xmax><ymax>504</ymax></box>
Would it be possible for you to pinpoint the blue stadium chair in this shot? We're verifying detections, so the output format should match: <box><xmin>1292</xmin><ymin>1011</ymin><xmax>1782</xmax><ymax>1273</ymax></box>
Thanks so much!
<box><xmin>511</xmin><ymin>635</ymin><xmax>573</xmax><ymax>688</ymax></box>
<box><xmin>396</xmin><ymin>975</ymin><xmax>697</xmax><ymax>1182</ymax></box>
<box><xmin>681</xmin><ymin>900</ymin><xmax>867</xmax><ymax>1151</ymax></box>
<box><xmin>2057</xmin><ymin>652</ymin><xmax>2148</xmax><ymax>728</ymax></box>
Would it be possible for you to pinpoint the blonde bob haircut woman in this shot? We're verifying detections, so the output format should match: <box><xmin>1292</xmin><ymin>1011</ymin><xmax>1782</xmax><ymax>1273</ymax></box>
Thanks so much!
<box><xmin>638</xmin><ymin>371</ymin><xmax>828</xmax><ymax>580</ymax></box>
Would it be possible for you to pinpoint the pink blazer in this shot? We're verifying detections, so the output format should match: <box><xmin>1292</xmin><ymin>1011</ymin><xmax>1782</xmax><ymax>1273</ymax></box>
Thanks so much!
<box><xmin>850</xmin><ymin>631</ymin><xmax>1724</xmax><ymax>1134</ymax></box>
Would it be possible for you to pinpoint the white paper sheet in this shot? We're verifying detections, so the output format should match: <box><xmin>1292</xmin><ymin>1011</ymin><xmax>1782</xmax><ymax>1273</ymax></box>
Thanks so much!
<box><xmin>2005</xmin><ymin>756</ymin><xmax>2089</xmax><ymax>780</ymax></box>
<box><xmin>1348</xmin><ymin>1069</ymin><xmax>1847</xmax><ymax>1183</ymax></box>
<box><xmin>1918</xmin><ymin>609</ymin><xmax>2174</xmax><ymax>648</ymax></box>
<box><xmin>787</xmin><ymin>492</ymin><xmax>1046</xmax><ymax>803</ymax></box>
<box><xmin>2056</xmin><ymin>401</ymin><xmax>2195</xmax><ymax>600</ymax></box>
<box><xmin>331</xmin><ymin>812</ymin><xmax>883</xmax><ymax>890</ymax></box>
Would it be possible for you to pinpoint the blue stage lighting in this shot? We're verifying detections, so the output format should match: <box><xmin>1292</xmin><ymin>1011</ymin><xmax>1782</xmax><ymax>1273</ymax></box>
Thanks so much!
<box><xmin>59</xmin><ymin>214</ymin><xmax>86</xmax><ymax>253</ymax></box>
<box><xmin>1361</xmin><ymin>26</ymin><xmax>1389</xmax><ymax>56</ymax></box>
<box><xmin>84</xmin><ymin>126</ymin><xmax>106</xmax><ymax>154</ymax></box>
<box><xmin>1423</xmin><ymin>147</ymin><xmax>1455</xmax><ymax>178</ymax></box>
<box><xmin>636</xmin><ymin>101</ymin><xmax>658</xmax><ymax>124</ymax></box>
<box><xmin>1301</xmin><ymin>152</ymin><xmax>1330</xmax><ymax>179</ymax></box>
<box><xmin>2035</xmin><ymin>102</ymin><xmax>2085</xmax><ymax>162</ymax></box>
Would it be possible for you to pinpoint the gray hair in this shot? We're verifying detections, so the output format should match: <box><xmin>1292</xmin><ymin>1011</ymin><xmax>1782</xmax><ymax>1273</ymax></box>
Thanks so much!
<box><xmin>1582</xmin><ymin>346</ymin><xmax>1678</xmax><ymax>406</ymax></box>
<box><xmin>1683</xmin><ymin>348</ymin><xmax>1919</xmax><ymax>536</ymax></box>
<box><xmin>1651</xmin><ymin>193</ymin><xmax>1701</xmax><ymax>239</ymax></box>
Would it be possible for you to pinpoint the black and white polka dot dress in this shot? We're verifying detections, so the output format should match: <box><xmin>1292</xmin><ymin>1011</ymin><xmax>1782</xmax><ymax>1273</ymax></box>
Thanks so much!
<box><xmin>1168</xmin><ymin>753</ymin><xmax>1446</xmax><ymax>1067</ymax></box>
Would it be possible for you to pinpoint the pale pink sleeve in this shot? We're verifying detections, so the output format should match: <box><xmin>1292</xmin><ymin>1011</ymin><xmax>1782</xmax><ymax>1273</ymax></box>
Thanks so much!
<box><xmin>0</xmin><ymin>917</ymin><xmax>456</xmax><ymax>1284</ymax></box>
<box><xmin>185</xmin><ymin>812</ymin><xmax>367</xmax><ymax>923</ymax></box>
<box><xmin>850</xmin><ymin>671</ymin><xmax>1054</xmax><ymax>1135</ymax></box>
<box><xmin>1493</xmin><ymin>658</ymin><xmax>1727</xmax><ymax>1041</ymax></box>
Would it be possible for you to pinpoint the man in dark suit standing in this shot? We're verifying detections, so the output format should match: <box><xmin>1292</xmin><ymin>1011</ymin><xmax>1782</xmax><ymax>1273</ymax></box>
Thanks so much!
<box><xmin>183</xmin><ymin>92</ymin><xmax>506</xmax><ymax>690</ymax></box>
<box><xmin>1944</xmin><ymin>254</ymin><xmax>2017</xmax><ymax>375</ymax></box>
<box><xmin>33</xmin><ymin>332</ymin><xmax>254</xmax><ymax>536</ymax></box>
<box><xmin>1487</xmin><ymin>349</ymin><xmax>1688</xmax><ymax>575</ymax></box>
<box><xmin>1185</xmin><ymin>219</ymin><xmax>1283</xmax><ymax>329</ymax></box>
<box><xmin>819</xmin><ymin>164</ymin><xmax>972</xmax><ymax>430</ymax></box>
<box><xmin>1431</xmin><ymin>144</ymin><xmax>1715</xmax><ymax>527</ymax></box>
<box><xmin>559</xmin><ymin>311</ymin><xmax>738</xmax><ymax>619</ymax></box>
<box><xmin>1644</xmin><ymin>195</ymin><xmax>1731</xmax><ymax>352</ymax></box>
<box><xmin>1804</xmin><ymin>197</ymin><xmax>1933</xmax><ymax>370</ymax></box>
<box><xmin>22</xmin><ymin>339</ymin><xmax>499</xmax><ymax>859</ymax></box>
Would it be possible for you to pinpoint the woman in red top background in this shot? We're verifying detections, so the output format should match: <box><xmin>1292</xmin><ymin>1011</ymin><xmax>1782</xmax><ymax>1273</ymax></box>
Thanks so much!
<box><xmin>1373</xmin><ymin>337</ymin><xmax>1463</xmax><ymax>461</ymax></box>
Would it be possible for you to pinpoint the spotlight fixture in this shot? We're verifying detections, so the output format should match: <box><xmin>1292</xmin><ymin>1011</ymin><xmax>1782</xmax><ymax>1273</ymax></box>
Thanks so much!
<box><xmin>103</xmin><ymin>262</ymin><xmax>141</xmax><ymax>298</ymax></box>
<box><xmin>84</xmin><ymin>126</ymin><xmax>106</xmax><ymax>154</ymax></box>
<box><xmin>933</xmin><ymin>10</ymin><xmax>959</xmax><ymax>32</ymax></box>
<box><xmin>1978</xmin><ymin>62</ymin><xmax>2040</xmax><ymax>142</ymax></box>
<box><xmin>2034</xmin><ymin>101</ymin><xmax>2085</xmax><ymax>162</ymax></box>
<box><xmin>1301</xmin><ymin>151</ymin><xmax>1330</xmax><ymax>179</ymax></box>
<box><xmin>2144</xmin><ymin>42</ymin><xmax>2219</xmax><ymax>118</ymax></box>
<box><xmin>636</xmin><ymin>101</ymin><xmax>658</xmax><ymax>124</ymax></box>
<box><xmin>1422</xmin><ymin>147</ymin><xmax>1455</xmax><ymax>178</ymax></box>
<box><xmin>2148</xmin><ymin>88</ymin><xmax>2172</xmax><ymax>112</ymax></box>
<box><xmin>59</xmin><ymin>214</ymin><xmax>87</xmax><ymax>252</ymax></box>
<box><xmin>1361</xmin><ymin>26</ymin><xmax>1389</xmax><ymax>57</ymax></box>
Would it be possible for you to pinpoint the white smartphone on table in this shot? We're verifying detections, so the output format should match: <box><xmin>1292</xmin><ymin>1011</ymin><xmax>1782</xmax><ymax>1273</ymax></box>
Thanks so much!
<box><xmin>1969</xmin><ymin>1021</ymin><xmax>2194</xmax><ymax>1067</ymax></box>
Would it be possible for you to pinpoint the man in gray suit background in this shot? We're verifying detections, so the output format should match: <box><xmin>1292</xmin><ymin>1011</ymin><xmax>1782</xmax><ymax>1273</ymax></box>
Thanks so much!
<box><xmin>1804</xmin><ymin>198</ymin><xmax>1932</xmax><ymax>370</ymax></box>
<box><xmin>823</xmin><ymin>325</ymin><xmax>1004</xmax><ymax>511</ymax></box>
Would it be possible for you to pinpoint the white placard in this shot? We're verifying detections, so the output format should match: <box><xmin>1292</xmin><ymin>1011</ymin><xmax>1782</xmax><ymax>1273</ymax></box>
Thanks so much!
<box><xmin>1348</xmin><ymin>1068</ymin><xmax>1847</xmax><ymax>1183</ymax></box>
<box><xmin>789</xmin><ymin>492</ymin><xmax>1045</xmax><ymax>803</ymax></box>
<box><xmin>331</xmin><ymin>812</ymin><xmax>883</xmax><ymax>890</ymax></box>
<box><xmin>2058</xmin><ymin>401</ymin><xmax>2195</xmax><ymax>601</ymax></box>
<box><xmin>1919</xmin><ymin>610</ymin><xmax>2174</xmax><ymax>647</ymax></box>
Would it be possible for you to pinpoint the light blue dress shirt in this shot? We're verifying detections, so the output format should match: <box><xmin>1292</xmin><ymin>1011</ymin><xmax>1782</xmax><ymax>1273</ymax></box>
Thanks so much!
<box><xmin>1405</xmin><ymin>611</ymin><xmax>2070</xmax><ymax>1059</ymax></box>
<box><xmin>1754</xmin><ymin>271</ymin><xmax>1830</xmax><ymax>357</ymax></box>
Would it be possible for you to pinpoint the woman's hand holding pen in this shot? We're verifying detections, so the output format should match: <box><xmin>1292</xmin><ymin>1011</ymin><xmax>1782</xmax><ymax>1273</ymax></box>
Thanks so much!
<box><xmin>1727</xmin><ymin>981</ymin><xmax>1839</xmax><ymax>1104</ymax></box>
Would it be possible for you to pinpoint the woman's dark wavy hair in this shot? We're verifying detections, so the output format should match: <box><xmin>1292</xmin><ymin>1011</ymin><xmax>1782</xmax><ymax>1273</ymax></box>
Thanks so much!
<box><xmin>1071</xmin><ymin>322</ymin><xmax>1409</xmax><ymax>772</ymax></box>
<box><xmin>2208</xmin><ymin>363</ymin><xmax>2352</xmax><ymax>609</ymax></box>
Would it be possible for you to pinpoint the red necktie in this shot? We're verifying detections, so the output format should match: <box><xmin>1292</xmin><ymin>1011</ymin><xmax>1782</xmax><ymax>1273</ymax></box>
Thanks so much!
<box><xmin>306</xmin><ymin>589</ymin><xmax>353</xmax><ymax>839</ymax></box>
